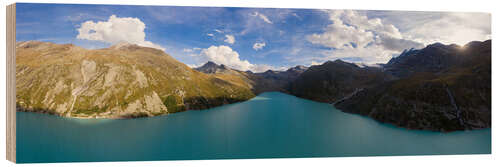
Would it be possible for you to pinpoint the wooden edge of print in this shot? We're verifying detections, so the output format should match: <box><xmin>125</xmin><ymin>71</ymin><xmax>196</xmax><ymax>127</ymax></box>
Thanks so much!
<box><xmin>6</xmin><ymin>3</ymin><xmax>16</xmax><ymax>163</ymax></box>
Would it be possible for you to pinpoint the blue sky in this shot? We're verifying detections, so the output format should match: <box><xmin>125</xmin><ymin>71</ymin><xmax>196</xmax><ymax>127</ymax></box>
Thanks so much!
<box><xmin>16</xmin><ymin>3</ymin><xmax>491</xmax><ymax>72</ymax></box>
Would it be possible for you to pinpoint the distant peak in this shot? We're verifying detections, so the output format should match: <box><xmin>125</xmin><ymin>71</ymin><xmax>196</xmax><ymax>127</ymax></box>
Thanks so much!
<box><xmin>264</xmin><ymin>70</ymin><xmax>275</xmax><ymax>73</ymax></box>
<box><xmin>428</xmin><ymin>42</ymin><xmax>445</xmax><ymax>48</ymax></box>
<box><xmin>206</xmin><ymin>61</ymin><xmax>217</xmax><ymax>65</ymax></box>
<box><xmin>194</xmin><ymin>61</ymin><xmax>234</xmax><ymax>74</ymax></box>
<box><xmin>294</xmin><ymin>65</ymin><xmax>307</xmax><ymax>69</ymax></box>
<box><xmin>321</xmin><ymin>59</ymin><xmax>359</xmax><ymax>68</ymax></box>
<box><xmin>333</xmin><ymin>59</ymin><xmax>345</xmax><ymax>63</ymax></box>
<box><xmin>199</xmin><ymin>61</ymin><xmax>218</xmax><ymax>68</ymax></box>
<box><xmin>287</xmin><ymin>65</ymin><xmax>308</xmax><ymax>72</ymax></box>
<box><xmin>324</xmin><ymin>59</ymin><xmax>346</xmax><ymax>65</ymax></box>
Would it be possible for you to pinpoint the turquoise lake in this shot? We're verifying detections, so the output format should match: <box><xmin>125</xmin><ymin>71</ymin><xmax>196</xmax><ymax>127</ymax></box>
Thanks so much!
<box><xmin>16</xmin><ymin>92</ymin><xmax>491</xmax><ymax>163</ymax></box>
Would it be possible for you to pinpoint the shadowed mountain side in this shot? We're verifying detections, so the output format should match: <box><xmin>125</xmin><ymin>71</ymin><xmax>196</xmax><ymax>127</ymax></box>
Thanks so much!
<box><xmin>183</xmin><ymin>96</ymin><xmax>250</xmax><ymax>110</ymax></box>
<box><xmin>384</xmin><ymin>40</ymin><xmax>491</xmax><ymax>78</ymax></box>
<box><xmin>249</xmin><ymin>66</ymin><xmax>307</xmax><ymax>94</ymax></box>
<box><xmin>289</xmin><ymin>60</ymin><xmax>391</xmax><ymax>103</ymax></box>
<box><xmin>335</xmin><ymin>40</ymin><xmax>491</xmax><ymax>132</ymax></box>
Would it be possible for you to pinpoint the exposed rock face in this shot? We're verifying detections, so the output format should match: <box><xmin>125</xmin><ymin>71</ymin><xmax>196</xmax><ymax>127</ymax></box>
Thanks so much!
<box><xmin>334</xmin><ymin>40</ymin><xmax>491</xmax><ymax>132</ymax></box>
<box><xmin>16</xmin><ymin>41</ymin><xmax>255</xmax><ymax>118</ymax></box>
<box><xmin>194</xmin><ymin>61</ymin><xmax>234</xmax><ymax>74</ymax></box>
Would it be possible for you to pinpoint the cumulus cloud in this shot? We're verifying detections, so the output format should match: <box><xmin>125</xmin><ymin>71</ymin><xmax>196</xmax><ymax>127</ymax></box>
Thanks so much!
<box><xmin>304</xmin><ymin>10</ymin><xmax>492</xmax><ymax>65</ymax></box>
<box><xmin>307</xmin><ymin>23</ymin><xmax>374</xmax><ymax>49</ymax></box>
<box><xmin>76</xmin><ymin>15</ymin><xmax>165</xmax><ymax>51</ymax></box>
<box><xmin>191</xmin><ymin>45</ymin><xmax>281</xmax><ymax>72</ymax></box>
<box><xmin>365</xmin><ymin>11</ymin><xmax>491</xmax><ymax>46</ymax></box>
<box><xmin>305</xmin><ymin>10</ymin><xmax>426</xmax><ymax>64</ymax></box>
<box><xmin>207</xmin><ymin>33</ymin><xmax>214</xmax><ymax>37</ymax></box>
<box><xmin>307</xmin><ymin>10</ymin><xmax>423</xmax><ymax>51</ymax></box>
<box><xmin>404</xmin><ymin>13</ymin><xmax>491</xmax><ymax>45</ymax></box>
<box><xmin>224</xmin><ymin>35</ymin><xmax>235</xmax><ymax>44</ymax></box>
<box><xmin>251</xmin><ymin>12</ymin><xmax>273</xmax><ymax>24</ymax></box>
<box><xmin>199</xmin><ymin>45</ymin><xmax>252</xmax><ymax>71</ymax></box>
<box><xmin>377</xmin><ymin>35</ymin><xmax>424</xmax><ymax>51</ymax></box>
<box><xmin>253</xmin><ymin>42</ymin><xmax>266</xmax><ymax>51</ymax></box>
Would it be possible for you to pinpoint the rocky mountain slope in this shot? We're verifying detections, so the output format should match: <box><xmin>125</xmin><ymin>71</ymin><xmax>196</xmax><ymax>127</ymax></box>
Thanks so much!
<box><xmin>289</xmin><ymin>60</ymin><xmax>390</xmax><ymax>103</ymax></box>
<box><xmin>16</xmin><ymin>41</ymin><xmax>255</xmax><ymax>118</ymax></box>
<box><xmin>335</xmin><ymin>40</ymin><xmax>491</xmax><ymax>131</ymax></box>
<box><xmin>194</xmin><ymin>61</ymin><xmax>235</xmax><ymax>74</ymax></box>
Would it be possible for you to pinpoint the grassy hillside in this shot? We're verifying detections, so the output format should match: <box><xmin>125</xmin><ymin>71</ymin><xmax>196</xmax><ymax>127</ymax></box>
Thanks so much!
<box><xmin>16</xmin><ymin>41</ymin><xmax>255</xmax><ymax>118</ymax></box>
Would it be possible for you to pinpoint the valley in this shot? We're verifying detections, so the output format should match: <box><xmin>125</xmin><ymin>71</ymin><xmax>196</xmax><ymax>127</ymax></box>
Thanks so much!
<box><xmin>16</xmin><ymin>40</ymin><xmax>491</xmax><ymax>131</ymax></box>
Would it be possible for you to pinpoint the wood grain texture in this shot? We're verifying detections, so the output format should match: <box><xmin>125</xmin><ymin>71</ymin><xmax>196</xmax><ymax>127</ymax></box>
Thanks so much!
<box><xmin>6</xmin><ymin>3</ymin><xmax>16</xmax><ymax>163</ymax></box>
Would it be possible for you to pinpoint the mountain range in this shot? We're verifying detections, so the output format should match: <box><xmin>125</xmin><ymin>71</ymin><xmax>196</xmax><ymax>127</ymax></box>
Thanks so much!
<box><xmin>15</xmin><ymin>40</ymin><xmax>491</xmax><ymax>131</ymax></box>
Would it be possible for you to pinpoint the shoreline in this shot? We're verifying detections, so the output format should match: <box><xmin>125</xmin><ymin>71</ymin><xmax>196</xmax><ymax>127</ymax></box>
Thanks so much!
<box><xmin>16</xmin><ymin>92</ymin><xmax>491</xmax><ymax>133</ymax></box>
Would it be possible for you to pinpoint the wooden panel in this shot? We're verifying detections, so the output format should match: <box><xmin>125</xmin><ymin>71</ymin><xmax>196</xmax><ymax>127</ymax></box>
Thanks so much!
<box><xmin>6</xmin><ymin>3</ymin><xmax>16</xmax><ymax>163</ymax></box>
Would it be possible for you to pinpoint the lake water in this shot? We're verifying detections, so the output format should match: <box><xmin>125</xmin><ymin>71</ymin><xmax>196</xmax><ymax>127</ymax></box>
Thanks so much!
<box><xmin>16</xmin><ymin>92</ymin><xmax>491</xmax><ymax>163</ymax></box>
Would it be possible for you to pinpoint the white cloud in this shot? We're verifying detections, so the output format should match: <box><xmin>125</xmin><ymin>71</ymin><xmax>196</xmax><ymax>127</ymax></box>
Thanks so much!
<box><xmin>305</xmin><ymin>10</ymin><xmax>425</xmax><ymax>64</ymax></box>
<box><xmin>307</xmin><ymin>10</ymin><xmax>423</xmax><ymax>51</ymax></box>
<box><xmin>192</xmin><ymin>45</ymin><xmax>281</xmax><ymax>72</ymax></box>
<box><xmin>186</xmin><ymin>63</ymin><xmax>203</xmax><ymax>68</ymax></box>
<box><xmin>207</xmin><ymin>33</ymin><xmax>214</xmax><ymax>37</ymax></box>
<box><xmin>239</xmin><ymin>10</ymin><xmax>284</xmax><ymax>35</ymax></box>
<box><xmin>65</xmin><ymin>13</ymin><xmax>105</xmax><ymax>23</ymax></box>
<box><xmin>287</xmin><ymin>43</ymin><xmax>397</xmax><ymax>66</ymax></box>
<box><xmin>224</xmin><ymin>35</ymin><xmax>235</xmax><ymax>44</ymax></box>
<box><xmin>320</xmin><ymin>44</ymin><xmax>397</xmax><ymax>64</ymax></box>
<box><xmin>183</xmin><ymin>47</ymin><xmax>201</xmax><ymax>53</ymax></box>
<box><xmin>251</xmin><ymin>64</ymin><xmax>287</xmax><ymax>72</ymax></box>
<box><xmin>251</xmin><ymin>12</ymin><xmax>273</xmax><ymax>24</ymax></box>
<box><xmin>305</xmin><ymin>10</ymin><xmax>491</xmax><ymax>65</ymax></box>
<box><xmin>291</xmin><ymin>13</ymin><xmax>301</xmax><ymax>20</ymax></box>
<box><xmin>214</xmin><ymin>29</ymin><xmax>223</xmax><ymax>33</ymax></box>
<box><xmin>367</xmin><ymin>11</ymin><xmax>491</xmax><ymax>46</ymax></box>
<box><xmin>310</xmin><ymin>61</ymin><xmax>322</xmax><ymax>66</ymax></box>
<box><xmin>76</xmin><ymin>15</ymin><xmax>165</xmax><ymax>51</ymax></box>
<box><xmin>307</xmin><ymin>22</ymin><xmax>374</xmax><ymax>49</ymax></box>
<box><xmin>199</xmin><ymin>45</ymin><xmax>252</xmax><ymax>71</ymax></box>
<box><xmin>404</xmin><ymin>13</ymin><xmax>491</xmax><ymax>45</ymax></box>
<box><xmin>253</xmin><ymin>42</ymin><xmax>266</xmax><ymax>51</ymax></box>
<box><xmin>376</xmin><ymin>35</ymin><xmax>424</xmax><ymax>51</ymax></box>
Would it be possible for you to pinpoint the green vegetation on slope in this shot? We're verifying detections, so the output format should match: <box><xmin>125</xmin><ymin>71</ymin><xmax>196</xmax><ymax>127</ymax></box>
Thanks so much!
<box><xmin>15</xmin><ymin>41</ymin><xmax>255</xmax><ymax>118</ymax></box>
